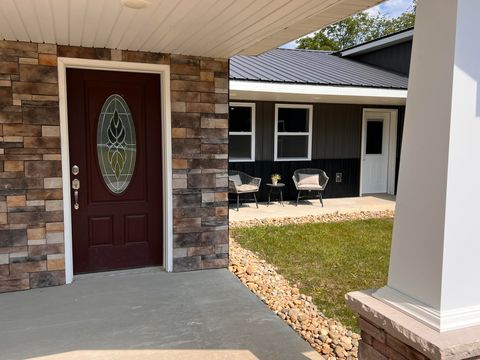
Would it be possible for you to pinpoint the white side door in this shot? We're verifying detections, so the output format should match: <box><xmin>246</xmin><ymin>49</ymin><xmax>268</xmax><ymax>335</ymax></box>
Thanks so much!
<box><xmin>361</xmin><ymin>111</ymin><xmax>391</xmax><ymax>194</ymax></box>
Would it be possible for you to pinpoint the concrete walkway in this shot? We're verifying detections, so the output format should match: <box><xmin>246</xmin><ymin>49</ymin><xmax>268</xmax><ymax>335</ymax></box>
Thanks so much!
<box><xmin>230</xmin><ymin>194</ymin><xmax>395</xmax><ymax>222</ymax></box>
<box><xmin>0</xmin><ymin>268</ymin><xmax>321</xmax><ymax>360</ymax></box>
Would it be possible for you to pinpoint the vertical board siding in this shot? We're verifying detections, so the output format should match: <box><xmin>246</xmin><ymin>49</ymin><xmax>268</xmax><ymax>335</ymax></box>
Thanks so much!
<box><xmin>249</xmin><ymin>101</ymin><xmax>365</xmax><ymax>161</ymax></box>
<box><xmin>229</xmin><ymin>159</ymin><xmax>360</xmax><ymax>202</ymax></box>
<box><xmin>349</xmin><ymin>41</ymin><xmax>413</xmax><ymax>76</ymax></box>
<box><xmin>395</xmin><ymin>106</ymin><xmax>405</xmax><ymax>194</ymax></box>
<box><xmin>254</xmin><ymin>101</ymin><xmax>274</xmax><ymax>161</ymax></box>
<box><xmin>313</xmin><ymin>103</ymin><xmax>362</xmax><ymax>159</ymax></box>
<box><xmin>229</xmin><ymin>100</ymin><xmax>406</xmax><ymax>200</ymax></box>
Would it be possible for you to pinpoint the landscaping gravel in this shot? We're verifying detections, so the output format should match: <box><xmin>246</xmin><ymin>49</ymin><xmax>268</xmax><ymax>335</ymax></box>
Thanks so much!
<box><xmin>229</xmin><ymin>210</ymin><xmax>395</xmax><ymax>359</ymax></box>
<box><xmin>230</xmin><ymin>210</ymin><xmax>394</xmax><ymax>229</ymax></box>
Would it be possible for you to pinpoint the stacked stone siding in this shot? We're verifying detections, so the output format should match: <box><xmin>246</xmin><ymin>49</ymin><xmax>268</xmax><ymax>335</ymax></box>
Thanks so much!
<box><xmin>170</xmin><ymin>54</ymin><xmax>229</xmax><ymax>271</ymax></box>
<box><xmin>358</xmin><ymin>317</ymin><xmax>427</xmax><ymax>360</ymax></box>
<box><xmin>0</xmin><ymin>41</ymin><xmax>64</xmax><ymax>293</ymax></box>
<box><xmin>0</xmin><ymin>40</ymin><xmax>228</xmax><ymax>293</ymax></box>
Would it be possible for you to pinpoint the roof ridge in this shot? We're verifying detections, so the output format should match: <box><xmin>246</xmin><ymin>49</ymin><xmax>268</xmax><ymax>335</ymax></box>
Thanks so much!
<box><xmin>276</xmin><ymin>47</ymin><xmax>333</xmax><ymax>54</ymax></box>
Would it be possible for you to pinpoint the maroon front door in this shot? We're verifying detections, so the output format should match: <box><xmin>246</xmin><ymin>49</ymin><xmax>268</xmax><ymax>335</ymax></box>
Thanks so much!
<box><xmin>67</xmin><ymin>69</ymin><xmax>163</xmax><ymax>274</ymax></box>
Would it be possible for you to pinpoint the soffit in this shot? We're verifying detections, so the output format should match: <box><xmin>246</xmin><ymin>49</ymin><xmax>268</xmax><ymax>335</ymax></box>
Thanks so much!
<box><xmin>0</xmin><ymin>0</ymin><xmax>383</xmax><ymax>58</ymax></box>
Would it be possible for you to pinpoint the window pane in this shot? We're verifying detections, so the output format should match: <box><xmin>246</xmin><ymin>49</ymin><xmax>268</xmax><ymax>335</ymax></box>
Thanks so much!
<box><xmin>229</xmin><ymin>135</ymin><xmax>252</xmax><ymax>160</ymax></box>
<box><xmin>277</xmin><ymin>135</ymin><xmax>308</xmax><ymax>159</ymax></box>
<box><xmin>229</xmin><ymin>106</ymin><xmax>252</xmax><ymax>132</ymax></box>
<box><xmin>366</xmin><ymin>120</ymin><xmax>383</xmax><ymax>154</ymax></box>
<box><xmin>97</xmin><ymin>94</ymin><xmax>136</xmax><ymax>194</ymax></box>
<box><xmin>277</xmin><ymin>107</ymin><xmax>309</xmax><ymax>132</ymax></box>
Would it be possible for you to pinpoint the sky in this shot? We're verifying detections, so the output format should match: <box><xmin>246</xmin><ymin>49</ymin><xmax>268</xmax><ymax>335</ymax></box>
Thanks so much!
<box><xmin>281</xmin><ymin>0</ymin><xmax>414</xmax><ymax>49</ymax></box>
<box><xmin>366</xmin><ymin>0</ymin><xmax>414</xmax><ymax>17</ymax></box>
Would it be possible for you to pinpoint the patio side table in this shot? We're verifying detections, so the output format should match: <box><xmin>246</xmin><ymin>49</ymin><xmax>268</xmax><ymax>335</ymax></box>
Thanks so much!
<box><xmin>267</xmin><ymin>183</ymin><xmax>285</xmax><ymax>206</ymax></box>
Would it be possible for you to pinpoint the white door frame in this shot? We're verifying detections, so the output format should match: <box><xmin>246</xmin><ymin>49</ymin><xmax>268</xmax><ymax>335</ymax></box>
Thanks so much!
<box><xmin>57</xmin><ymin>57</ymin><xmax>173</xmax><ymax>284</ymax></box>
<box><xmin>359</xmin><ymin>108</ymin><xmax>398</xmax><ymax>196</ymax></box>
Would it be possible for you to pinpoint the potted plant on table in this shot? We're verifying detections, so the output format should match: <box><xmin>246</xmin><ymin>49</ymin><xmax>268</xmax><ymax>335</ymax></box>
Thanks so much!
<box><xmin>271</xmin><ymin>173</ymin><xmax>281</xmax><ymax>185</ymax></box>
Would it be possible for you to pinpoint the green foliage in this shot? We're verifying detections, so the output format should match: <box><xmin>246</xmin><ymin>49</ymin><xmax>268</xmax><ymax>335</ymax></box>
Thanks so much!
<box><xmin>232</xmin><ymin>219</ymin><xmax>393</xmax><ymax>330</ymax></box>
<box><xmin>296</xmin><ymin>2</ymin><xmax>416</xmax><ymax>51</ymax></box>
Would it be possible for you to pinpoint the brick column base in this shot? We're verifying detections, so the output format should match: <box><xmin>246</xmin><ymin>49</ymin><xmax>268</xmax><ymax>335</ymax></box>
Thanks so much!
<box><xmin>346</xmin><ymin>290</ymin><xmax>480</xmax><ymax>360</ymax></box>
<box><xmin>358</xmin><ymin>316</ymin><xmax>427</xmax><ymax>360</ymax></box>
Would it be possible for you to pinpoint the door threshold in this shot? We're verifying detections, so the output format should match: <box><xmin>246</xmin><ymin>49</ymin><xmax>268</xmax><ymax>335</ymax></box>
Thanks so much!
<box><xmin>361</xmin><ymin>193</ymin><xmax>396</xmax><ymax>201</ymax></box>
<box><xmin>74</xmin><ymin>266</ymin><xmax>165</xmax><ymax>280</ymax></box>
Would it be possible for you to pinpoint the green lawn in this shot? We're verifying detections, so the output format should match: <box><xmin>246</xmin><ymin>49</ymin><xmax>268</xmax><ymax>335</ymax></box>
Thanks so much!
<box><xmin>231</xmin><ymin>219</ymin><xmax>393</xmax><ymax>330</ymax></box>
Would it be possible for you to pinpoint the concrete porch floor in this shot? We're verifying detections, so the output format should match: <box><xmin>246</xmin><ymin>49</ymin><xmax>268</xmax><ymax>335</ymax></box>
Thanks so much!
<box><xmin>229</xmin><ymin>195</ymin><xmax>396</xmax><ymax>222</ymax></box>
<box><xmin>0</xmin><ymin>268</ymin><xmax>321</xmax><ymax>360</ymax></box>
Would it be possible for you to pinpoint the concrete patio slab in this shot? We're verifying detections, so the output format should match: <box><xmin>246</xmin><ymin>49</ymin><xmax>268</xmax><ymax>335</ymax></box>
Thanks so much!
<box><xmin>230</xmin><ymin>195</ymin><xmax>395</xmax><ymax>222</ymax></box>
<box><xmin>0</xmin><ymin>268</ymin><xmax>321</xmax><ymax>360</ymax></box>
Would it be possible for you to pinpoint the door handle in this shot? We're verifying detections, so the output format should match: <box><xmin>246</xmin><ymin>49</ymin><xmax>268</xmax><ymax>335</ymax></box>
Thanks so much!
<box><xmin>72</xmin><ymin>178</ymin><xmax>80</xmax><ymax>210</ymax></box>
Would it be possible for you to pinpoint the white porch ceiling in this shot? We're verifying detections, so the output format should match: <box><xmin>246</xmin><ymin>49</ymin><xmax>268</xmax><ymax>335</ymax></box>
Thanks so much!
<box><xmin>0</xmin><ymin>0</ymin><xmax>382</xmax><ymax>58</ymax></box>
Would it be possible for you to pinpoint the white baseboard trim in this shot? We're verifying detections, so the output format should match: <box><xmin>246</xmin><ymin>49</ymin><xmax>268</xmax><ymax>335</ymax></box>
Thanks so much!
<box><xmin>373</xmin><ymin>286</ymin><xmax>480</xmax><ymax>332</ymax></box>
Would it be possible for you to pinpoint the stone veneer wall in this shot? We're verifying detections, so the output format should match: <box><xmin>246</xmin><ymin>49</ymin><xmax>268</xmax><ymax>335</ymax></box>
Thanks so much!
<box><xmin>0</xmin><ymin>40</ymin><xmax>229</xmax><ymax>293</ymax></box>
<box><xmin>358</xmin><ymin>316</ymin><xmax>427</xmax><ymax>360</ymax></box>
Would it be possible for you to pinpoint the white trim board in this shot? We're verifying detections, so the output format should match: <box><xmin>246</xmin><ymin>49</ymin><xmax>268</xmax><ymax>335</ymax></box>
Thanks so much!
<box><xmin>359</xmin><ymin>108</ymin><xmax>398</xmax><ymax>196</ymax></box>
<box><xmin>57</xmin><ymin>58</ymin><xmax>173</xmax><ymax>284</ymax></box>
<box><xmin>228</xmin><ymin>102</ymin><xmax>256</xmax><ymax>163</ymax></box>
<box><xmin>374</xmin><ymin>286</ymin><xmax>480</xmax><ymax>332</ymax></box>
<box><xmin>230</xmin><ymin>81</ymin><xmax>408</xmax><ymax>106</ymax></box>
<box><xmin>274</xmin><ymin>103</ymin><xmax>313</xmax><ymax>162</ymax></box>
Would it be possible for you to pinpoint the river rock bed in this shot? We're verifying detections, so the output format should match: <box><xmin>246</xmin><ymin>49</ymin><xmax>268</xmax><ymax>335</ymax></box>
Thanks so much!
<box><xmin>229</xmin><ymin>239</ymin><xmax>360</xmax><ymax>359</ymax></box>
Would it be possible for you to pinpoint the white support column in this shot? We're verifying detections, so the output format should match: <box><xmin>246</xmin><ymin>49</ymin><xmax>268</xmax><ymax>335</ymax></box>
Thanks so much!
<box><xmin>374</xmin><ymin>0</ymin><xmax>480</xmax><ymax>332</ymax></box>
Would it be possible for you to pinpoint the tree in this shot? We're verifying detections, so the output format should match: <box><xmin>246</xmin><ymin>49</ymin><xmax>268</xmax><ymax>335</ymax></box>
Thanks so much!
<box><xmin>296</xmin><ymin>2</ymin><xmax>416</xmax><ymax>51</ymax></box>
<box><xmin>387</xmin><ymin>7</ymin><xmax>416</xmax><ymax>32</ymax></box>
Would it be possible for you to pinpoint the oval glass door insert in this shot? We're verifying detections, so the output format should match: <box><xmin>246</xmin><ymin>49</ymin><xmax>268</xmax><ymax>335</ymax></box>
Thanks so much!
<box><xmin>97</xmin><ymin>94</ymin><xmax>136</xmax><ymax>194</ymax></box>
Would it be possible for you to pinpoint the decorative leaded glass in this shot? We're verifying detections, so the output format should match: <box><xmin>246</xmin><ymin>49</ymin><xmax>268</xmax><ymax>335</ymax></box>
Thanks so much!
<box><xmin>97</xmin><ymin>94</ymin><xmax>136</xmax><ymax>194</ymax></box>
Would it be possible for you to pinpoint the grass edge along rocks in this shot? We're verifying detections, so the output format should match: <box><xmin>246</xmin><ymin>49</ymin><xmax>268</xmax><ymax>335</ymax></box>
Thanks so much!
<box><xmin>230</xmin><ymin>210</ymin><xmax>394</xmax><ymax>229</ymax></box>
<box><xmin>228</xmin><ymin>210</ymin><xmax>395</xmax><ymax>359</ymax></box>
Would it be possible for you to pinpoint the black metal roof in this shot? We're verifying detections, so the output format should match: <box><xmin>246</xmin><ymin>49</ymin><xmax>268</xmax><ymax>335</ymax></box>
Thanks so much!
<box><xmin>230</xmin><ymin>48</ymin><xmax>408</xmax><ymax>90</ymax></box>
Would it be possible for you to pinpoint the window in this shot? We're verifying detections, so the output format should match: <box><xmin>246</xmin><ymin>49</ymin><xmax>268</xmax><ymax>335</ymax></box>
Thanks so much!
<box><xmin>229</xmin><ymin>103</ymin><xmax>255</xmax><ymax>162</ymax></box>
<box><xmin>97</xmin><ymin>94</ymin><xmax>137</xmax><ymax>194</ymax></box>
<box><xmin>366</xmin><ymin>120</ymin><xmax>383</xmax><ymax>154</ymax></box>
<box><xmin>274</xmin><ymin>104</ymin><xmax>312</xmax><ymax>161</ymax></box>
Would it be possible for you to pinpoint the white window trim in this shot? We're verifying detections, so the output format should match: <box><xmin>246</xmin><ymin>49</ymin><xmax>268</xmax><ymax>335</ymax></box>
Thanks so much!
<box><xmin>229</xmin><ymin>102</ymin><xmax>256</xmax><ymax>162</ymax></box>
<box><xmin>274</xmin><ymin>103</ymin><xmax>313</xmax><ymax>161</ymax></box>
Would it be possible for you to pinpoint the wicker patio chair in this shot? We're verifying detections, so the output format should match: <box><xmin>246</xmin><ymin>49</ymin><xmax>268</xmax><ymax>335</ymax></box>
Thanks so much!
<box><xmin>292</xmin><ymin>168</ymin><xmax>329</xmax><ymax>207</ymax></box>
<box><xmin>228</xmin><ymin>170</ymin><xmax>261</xmax><ymax>211</ymax></box>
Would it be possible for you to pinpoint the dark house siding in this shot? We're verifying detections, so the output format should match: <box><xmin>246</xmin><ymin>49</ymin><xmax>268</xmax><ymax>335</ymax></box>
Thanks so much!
<box><xmin>230</xmin><ymin>159</ymin><xmax>360</xmax><ymax>202</ymax></box>
<box><xmin>229</xmin><ymin>101</ymin><xmax>405</xmax><ymax>202</ymax></box>
<box><xmin>255</xmin><ymin>102</ymin><xmax>275</xmax><ymax>161</ymax></box>
<box><xmin>347</xmin><ymin>41</ymin><xmax>413</xmax><ymax>76</ymax></box>
<box><xmin>395</xmin><ymin>107</ymin><xmax>405</xmax><ymax>193</ymax></box>
<box><xmin>313</xmin><ymin>104</ymin><xmax>362</xmax><ymax>159</ymax></box>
